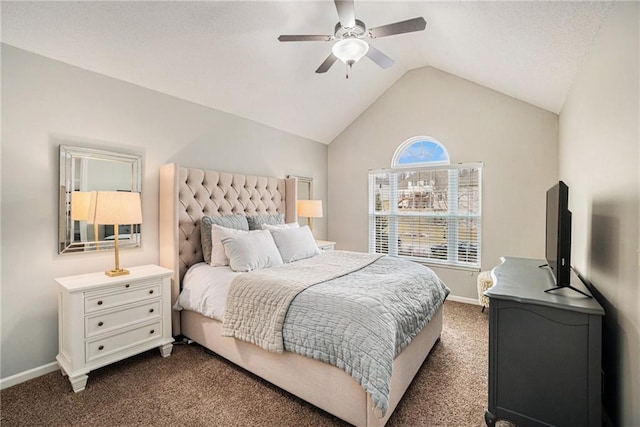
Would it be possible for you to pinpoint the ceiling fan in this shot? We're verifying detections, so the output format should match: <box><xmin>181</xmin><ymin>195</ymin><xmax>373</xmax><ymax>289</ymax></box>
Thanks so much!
<box><xmin>278</xmin><ymin>0</ymin><xmax>426</xmax><ymax>78</ymax></box>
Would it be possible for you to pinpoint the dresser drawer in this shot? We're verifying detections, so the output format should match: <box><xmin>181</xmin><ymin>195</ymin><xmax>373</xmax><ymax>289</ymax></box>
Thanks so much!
<box><xmin>86</xmin><ymin>320</ymin><xmax>162</xmax><ymax>363</ymax></box>
<box><xmin>84</xmin><ymin>282</ymin><xmax>161</xmax><ymax>313</ymax></box>
<box><xmin>85</xmin><ymin>300</ymin><xmax>161</xmax><ymax>338</ymax></box>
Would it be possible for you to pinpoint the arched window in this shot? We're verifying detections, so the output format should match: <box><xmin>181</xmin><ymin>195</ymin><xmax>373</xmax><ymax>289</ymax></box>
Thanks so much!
<box><xmin>369</xmin><ymin>137</ymin><xmax>482</xmax><ymax>270</ymax></box>
<box><xmin>391</xmin><ymin>136</ymin><xmax>450</xmax><ymax>168</ymax></box>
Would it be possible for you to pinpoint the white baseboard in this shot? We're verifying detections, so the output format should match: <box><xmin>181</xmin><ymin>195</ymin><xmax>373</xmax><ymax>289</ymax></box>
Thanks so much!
<box><xmin>0</xmin><ymin>361</ymin><xmax>59</xmax><ymax>390</ymax></box>
<box><xmin>447</xmin><ymin>295</ymin><xmax>481</xmax><ymax>305</ymax></box>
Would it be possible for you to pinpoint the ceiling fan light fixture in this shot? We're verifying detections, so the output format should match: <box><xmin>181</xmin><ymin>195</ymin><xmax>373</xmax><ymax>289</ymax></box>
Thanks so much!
<box><xmin>332</xmin><ymin>38</ymin><xmax>369</xmax><ymax>65</ymax></box>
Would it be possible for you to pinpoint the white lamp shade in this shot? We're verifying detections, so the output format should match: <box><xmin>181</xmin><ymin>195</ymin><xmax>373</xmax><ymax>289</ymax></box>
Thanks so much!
<box><xmin>88</xmin><ymin>191</ymin><xmax>142</xmax><ymax>225</ymax></box>
<box><xmin>297</xmin><ymin>200</ymin><xmax>323</xmax><ymax>218</ymax></box>
<box><xmin>332</xmin><ymin>38</ymin><xmax>369</xmax><ymax>64</ymax></box>
<box><xmin>70</xmin><ymin>191</ymin><xmax>92</xmax><ymax>221</ymax></box>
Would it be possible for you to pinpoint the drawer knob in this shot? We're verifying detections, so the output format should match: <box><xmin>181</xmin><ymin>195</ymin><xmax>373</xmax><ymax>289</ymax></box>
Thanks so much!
<box><xmin>97</xmin><ymin>300</ymin><xmax>103</xmax><ymax>305</ymax></box>
<box><xmin>98</xmin><ymin>345</ymin><xmax>104</xmax><ymax>351</ymax></box>
<box><xmin>149</xmin><ymin>290</ymin><xmax>154</xmax><ymax>294</ymax></box>
<box><xmin>125</xmin><ymin>284</ymin><xmax>130</xmax><ymax>288</ymax></box>
<box><xmin>149</xmin><ymin>308</ymin><xmax>154</xmax><ymax>313</ymax></box>
<box><xmin>98</xmin><ymin>321</ymin><xmax>104</xmax><ymax>327</ymax></box>
<box><xmin>150</xmin><ymin>329</ymin><xmax>155</xmax><ymax>334</ymax></box>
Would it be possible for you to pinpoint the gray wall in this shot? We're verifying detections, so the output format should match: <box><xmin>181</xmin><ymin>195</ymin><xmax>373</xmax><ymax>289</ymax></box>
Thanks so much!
<box><xmin>1</xmin><ymin>44</ymin><xmax>327</xmax><ymax>379</ymax></box>
<box><xmin>328</xmin><ymin>66</ymin><xmax>559</xmax><ymax>299</ymax></box>
<box><xmin>558</xmin><ymin>2</ymin><xmax>639</xmax><ymax>424</ymax></box>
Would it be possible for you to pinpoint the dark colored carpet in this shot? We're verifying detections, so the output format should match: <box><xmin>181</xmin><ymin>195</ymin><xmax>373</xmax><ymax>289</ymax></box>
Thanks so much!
<box><xmin>1</xmin><ymin>301</ymin><xmax>500</xmax><ymax>426</ymax></box>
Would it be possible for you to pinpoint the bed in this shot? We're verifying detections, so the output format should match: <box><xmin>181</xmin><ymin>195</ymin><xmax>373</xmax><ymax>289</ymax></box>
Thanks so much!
<box><xmin>159</xmin><ymin>163</ymin><xmax>447</xmax><ymax>426</ymax></box>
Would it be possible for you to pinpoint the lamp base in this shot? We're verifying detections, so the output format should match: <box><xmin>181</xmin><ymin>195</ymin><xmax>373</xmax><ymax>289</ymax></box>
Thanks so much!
<box><xmin>105</xmin><ymin>268</ymin><xmax>130</xmax><ymax>277</ymax></box>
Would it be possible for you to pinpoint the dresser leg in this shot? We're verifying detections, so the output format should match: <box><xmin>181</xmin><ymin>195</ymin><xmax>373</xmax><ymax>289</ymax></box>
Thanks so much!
<box><xmin>159</xmin><ymin>343</ymin><xmax>173</xmax><ymax>358</ymax></box>
<box><xmin>69</xmin><ymin>374</ymin><xmax>88</xmax><ymax>392</ymax></box>
<box><xmin>484</xmin><ymin>409</ymin><xmax>497</xmax><ymax>426</ymax></box>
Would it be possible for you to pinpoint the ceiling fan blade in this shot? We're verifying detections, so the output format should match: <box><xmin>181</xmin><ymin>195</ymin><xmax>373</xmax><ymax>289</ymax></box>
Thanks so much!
<box><xmin>368</xmin><ymin>17</ymin><xmax>427</xmax><ymax>38</ymax></box>
<box><xmin>278</xmin><ymin>35</ymin><xmax>333</xmax><ymax>42</ymax></box>
<box><xmin>334</xmin><ymin>0</ymin><xmax>356</xmax><ymax>28</ymax></box>
<box><xmin>316</xmin><ymin>53</ymin><xmax>338</xmax><ymax>73</ymax></box>
<box><xmin>366</xmin><ymin>45</ymin><xmax>395</xmax><ymax>69</ymax></box>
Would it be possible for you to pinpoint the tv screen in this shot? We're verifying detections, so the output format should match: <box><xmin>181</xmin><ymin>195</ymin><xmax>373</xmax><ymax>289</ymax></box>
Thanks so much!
<box><xmin>545</xmin><ymin>181</ymin><xmax>571</xmax><ymax>287</ymax></box>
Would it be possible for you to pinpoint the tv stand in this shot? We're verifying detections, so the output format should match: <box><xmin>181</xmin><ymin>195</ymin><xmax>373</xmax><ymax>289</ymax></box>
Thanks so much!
<box><xmin>545</xmin><ymin>284</ymin><xmax>593</xmax><ymax>298</ymax></box>
<box><xmin>484</xmin><ymin>257</ymin><xmax>604</xmax><ymax>426</ymax></box>
<box><xmin>537</xmin><ymin>263</ymin><xmax>593</xmax><ymax>298</ymax></box>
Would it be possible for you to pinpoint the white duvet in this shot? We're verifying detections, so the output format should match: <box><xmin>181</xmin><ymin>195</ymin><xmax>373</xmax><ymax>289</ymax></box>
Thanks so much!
<box><xmin>173</xmin><ymin>262</ymin><xmax>241</xmax><ymax>320</ymax></box>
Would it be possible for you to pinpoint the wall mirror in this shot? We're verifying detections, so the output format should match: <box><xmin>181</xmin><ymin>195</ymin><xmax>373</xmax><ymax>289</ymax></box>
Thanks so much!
<box><xmin>288</xmin><ymin>175</ymin><xmax>313</xmax><ymax>228</ymax></box>
<box><xmin>59</xmin><ymin>145</ymin><xmax>142</xmax><ymax>254</ymax></box>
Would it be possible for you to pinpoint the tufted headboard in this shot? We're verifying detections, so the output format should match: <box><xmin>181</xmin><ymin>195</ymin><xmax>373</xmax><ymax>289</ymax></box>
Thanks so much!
<box><xmin>159</xmin><ymin>163</ymin><xmax>297</xmax><ymax>334</ymax></box>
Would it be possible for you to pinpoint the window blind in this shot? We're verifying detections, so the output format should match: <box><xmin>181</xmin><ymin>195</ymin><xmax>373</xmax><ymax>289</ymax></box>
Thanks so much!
<box><xmin>368</xmin><ymin>163</ymin><xmax>482</xmax><ymax>269</ymax></box>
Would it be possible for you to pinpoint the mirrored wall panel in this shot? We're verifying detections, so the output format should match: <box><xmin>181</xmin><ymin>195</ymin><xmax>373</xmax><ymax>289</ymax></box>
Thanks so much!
<box><xmin>288</xmin><ymin>175</ymin><xmax>313</xmax><ymax>228</ymax></box>
<box><xmin>59</xmin><ymin>145</ymin><xmax>142</xmax><ymax>254</ymax></box>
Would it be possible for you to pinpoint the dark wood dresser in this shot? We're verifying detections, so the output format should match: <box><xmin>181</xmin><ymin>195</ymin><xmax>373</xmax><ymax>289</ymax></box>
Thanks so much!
<box><xmin>484</xmin><ymin>257</ymin><xmax>604</xmax><ymax>426</ymax></box>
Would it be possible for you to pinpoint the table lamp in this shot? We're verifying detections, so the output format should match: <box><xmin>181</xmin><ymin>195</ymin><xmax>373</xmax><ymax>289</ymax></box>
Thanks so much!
<box><xmin>71</xmin><ymin>191</ymin><xmax>91</xmax><ymax>222</ymax></box>
<box><xmin>88</xmin><ymin>191</ymin><xmax>142</xmax><ymax>277</ymax></box>
<box><xmin>297</xmin><ymin>200</ymin><xmax>323</xmax><ymax>232</ymax></box>
<box><xmin>71</xmin><ymin>191</ymin><xmax>99</xmax><ymax>245</ymax></box>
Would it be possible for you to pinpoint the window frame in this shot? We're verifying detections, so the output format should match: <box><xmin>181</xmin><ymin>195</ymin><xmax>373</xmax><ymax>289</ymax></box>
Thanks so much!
<box><xmin>368</xmin><ymin>162</ymin><xmax>483</xmax><ymax>271</ymax></box>
<box><xmin>391</xmin><ymin>136</ymin><xmax>451</xmax><ymax>168</ymax></box>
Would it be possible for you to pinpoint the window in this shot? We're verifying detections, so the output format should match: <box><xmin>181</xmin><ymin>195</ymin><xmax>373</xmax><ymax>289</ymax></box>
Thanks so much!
<box><xmin>368</xmin><ymin>137</ymin><xmax>482</xmax><ymax>270</ymax></box>
<box><xmin>391</xmin><ymin>136</ymin><xmax>450</xmax><ymax>167</ymax></box>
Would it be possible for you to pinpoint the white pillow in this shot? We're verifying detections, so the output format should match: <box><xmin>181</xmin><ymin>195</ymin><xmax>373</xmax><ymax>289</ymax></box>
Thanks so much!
<box><xmin>221</xmin><ymin>230</ymin><xmax>284</xmax><ymax>272</ymax></box>
<box><xmin>261</xmin><ymin>222</ymin><xmax>300</xmax><ymax>231</ymax></box>
<box><xmin>269</xmin><ymin>225</ymin><xmax>320</xmax><ymax>263</ymax></box>
<box><xmin>210</xmin><ymin>224</ymin><xmax>259</xmax><ymax>267</ymax></box>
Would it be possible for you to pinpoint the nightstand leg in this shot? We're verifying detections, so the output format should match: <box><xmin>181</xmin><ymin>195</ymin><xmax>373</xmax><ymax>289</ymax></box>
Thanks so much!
<box><xmin>69</xmin><ymin>374</ymin><xmax>88</xmax><ymax>392</ymax></box>
<box><xmin>159</xmin><ymin>343</ymin><xmax>173</xmax><ymax>358</ymax></box>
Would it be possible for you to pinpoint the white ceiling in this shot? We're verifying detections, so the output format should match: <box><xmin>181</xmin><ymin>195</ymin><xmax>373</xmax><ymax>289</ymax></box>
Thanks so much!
<box><xmin>1</xmin><ymin>1</ymin><xmax>612</xmax><ymax>144</ymax></box>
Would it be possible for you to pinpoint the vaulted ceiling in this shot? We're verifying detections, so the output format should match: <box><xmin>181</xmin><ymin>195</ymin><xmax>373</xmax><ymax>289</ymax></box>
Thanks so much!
<box><xmin>1</xmin><ymin>1</ymin><xmax>612</xmax><ymax>144</ymax></box>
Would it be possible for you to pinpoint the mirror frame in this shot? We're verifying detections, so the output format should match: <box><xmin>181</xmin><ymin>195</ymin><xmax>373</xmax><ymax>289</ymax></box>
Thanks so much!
<box><xmin>59</xmin><ymin>145</ymin><xmax>142</xmax><ymax>254</ymax></box>
<box><xmin>288</xmin><ymin>175</ymin><xmax>313</xmax><ymax>228</ymax></box>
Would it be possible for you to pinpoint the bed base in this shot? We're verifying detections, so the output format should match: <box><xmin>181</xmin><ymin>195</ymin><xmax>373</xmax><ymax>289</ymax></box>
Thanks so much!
<box><xmin>159</xmin><ymin>163</ymin><xmax>445</xmax><ymax>426</ymax></box>
<box><xmin>181</xmin><ymin>305</ymin><xmax>443</xmax><ymax>427</ymax></box>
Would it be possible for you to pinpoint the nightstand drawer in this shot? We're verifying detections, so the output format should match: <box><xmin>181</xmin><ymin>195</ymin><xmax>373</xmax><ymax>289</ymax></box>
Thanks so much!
<box><xmin>84</xmin><ymin>282</ymin><xmax>161</xmax><ymax>313</ymax></box>
<box><xmin>315</xmin><ymin>240</ymin><xmax>336</xmax><ymax>251</ymax></box>
<box><xmin>86</xmin><ymin>320</ymin><xmax>162</xmax><ymax>363</ymax></box>
<box><xmin>85</xmin><ymin>300</ymin><xmax>161</xmax><ymax>338</ymax></box>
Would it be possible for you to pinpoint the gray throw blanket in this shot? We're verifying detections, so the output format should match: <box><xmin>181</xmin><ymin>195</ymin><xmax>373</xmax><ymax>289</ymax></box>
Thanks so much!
<box><xmin>221</xmin><ymin>251</ymin><xmax>383</xmax><ymax>352</ymax></box>
<box><xmin>222</xmin><ymin>251</ymin><xmax>450</xmax><ymax>417</ymax></box>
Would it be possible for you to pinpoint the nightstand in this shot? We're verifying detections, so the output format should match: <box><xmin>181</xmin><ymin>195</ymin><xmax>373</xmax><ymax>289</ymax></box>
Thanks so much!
<box><xmin>316</xmin><ymin>240</ymin><xmax>336</xmax><ymax>251</ymax></box>
<box><xmin>56</xmin><ymin>264</ymin><xmax>174</xmax><ymax>392</ymax></box>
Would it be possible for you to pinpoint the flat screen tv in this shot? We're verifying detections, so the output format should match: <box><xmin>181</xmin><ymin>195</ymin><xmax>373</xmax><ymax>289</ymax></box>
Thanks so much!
<box><xmin>543</xmin><ymin>181</ymin><xmax>590</xmax><ymax>297</ymax></box>
<box><xmin>545</xmin><ymin>181</ymin><xmax>571</xmax><ymax>287</ymax></box>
